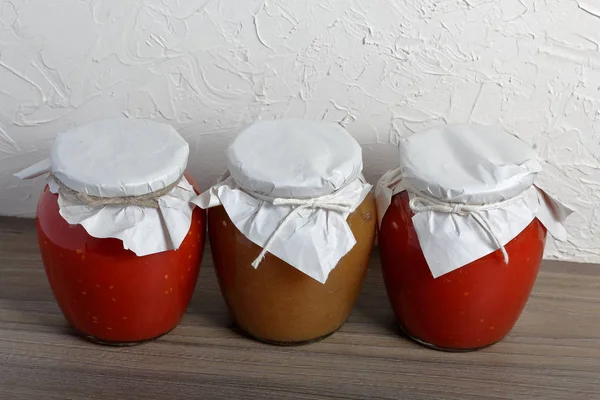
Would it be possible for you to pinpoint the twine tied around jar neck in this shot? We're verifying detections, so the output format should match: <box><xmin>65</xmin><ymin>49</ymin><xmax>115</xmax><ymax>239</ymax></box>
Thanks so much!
<box><xmin>243</xmin><ymin>189</ymin><xmax>356</xmax><ymax>268</ymax></box>
<box><xmin>50</xmin><ymin>173</ymin><xmax>183</xmax><ymax>209</ymax></box>
<box><xmin>408</xmin><ymin>190</ymin><xmax>529</xmax><ymax>265</ymax></box>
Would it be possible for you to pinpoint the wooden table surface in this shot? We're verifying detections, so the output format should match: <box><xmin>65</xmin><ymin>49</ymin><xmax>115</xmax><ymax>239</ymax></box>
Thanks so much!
<box><xmin>1</xmin><ymin>217</ymin><xmax>599</xmax><ymax>400</ymax></box>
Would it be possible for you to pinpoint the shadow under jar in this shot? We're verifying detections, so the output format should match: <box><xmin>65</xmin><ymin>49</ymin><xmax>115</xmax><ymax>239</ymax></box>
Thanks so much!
<box><xmin>375</xmin><ymin>124</ymin><xmax>570</xmax><ymax>351</ymax></box>
<box><xmin>18</xmin><ymin>119</ymin><xmax>205</xmax><ymax>345</ymax></box>
<box><xmin>195</xmin><ymin>119</ymin><xmax>377</xmax><ymax>345</ymax></box>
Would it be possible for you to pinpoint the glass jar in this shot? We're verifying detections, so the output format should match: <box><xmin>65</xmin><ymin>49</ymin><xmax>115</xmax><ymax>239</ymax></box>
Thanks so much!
<box><xmin>208</xmin><ymin>194</ymin><xmax>375</xmax><ymax>344</ymax></box>
<box><xmin>195</xmin><ymin>119</ymin><xmax>377</xmax><ymax>344</ymax></box>
<box><xmin>379</xmin><ymin>191</ymin><xmax>546</xmax><ymax>350</ymax></box>
<box><xmin>17</xmin><ymin>119</ymin><xmax>205</xmax><ymax>345</ymax></box>
<box><xmin>376</xmin><ymin>124</ymin><xmax>571</xmax><ymax>351</ymax></box>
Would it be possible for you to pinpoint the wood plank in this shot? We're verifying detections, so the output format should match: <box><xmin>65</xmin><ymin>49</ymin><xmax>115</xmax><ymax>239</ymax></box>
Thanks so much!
<box><xmin>1</xmin><ymin>217</ymin><xmax>599</xmax><ymax>400</ymax></box>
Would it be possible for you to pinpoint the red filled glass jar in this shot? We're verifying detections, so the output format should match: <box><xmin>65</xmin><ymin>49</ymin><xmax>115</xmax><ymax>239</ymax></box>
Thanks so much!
<box><xmin>17</xmin><ymin>119</ymin><xmax>205</xmax><ymax>345</ymax></box>
<box><xmin>379</xmin><ymin>191</ymin><xmax>547</xmax><ymax>350</ymax></box>
<box><xmin>375</xmin><ymin>124</ymin><xmax>570</xmax><ymax>351</ymax></box>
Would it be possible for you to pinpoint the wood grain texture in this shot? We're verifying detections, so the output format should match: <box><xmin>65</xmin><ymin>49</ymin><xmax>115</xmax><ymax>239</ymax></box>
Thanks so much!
<box><xmin>1</xmin><ymin>217</ymin><xmax>599</xmax><ymax>400</ymax></box>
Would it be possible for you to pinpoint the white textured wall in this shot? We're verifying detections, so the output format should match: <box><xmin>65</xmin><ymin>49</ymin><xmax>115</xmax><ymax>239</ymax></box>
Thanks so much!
<box><xmin>0</xmin><ymin>0</ymin><xmax>599</xmax><ymax>263</ymax></box>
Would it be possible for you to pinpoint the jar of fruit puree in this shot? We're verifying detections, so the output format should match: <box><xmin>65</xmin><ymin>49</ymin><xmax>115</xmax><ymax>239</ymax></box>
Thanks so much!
<box><xmin>194</xmin><ymin>119</ymin><xmax>376</xmax><ymax>345</ymax></box>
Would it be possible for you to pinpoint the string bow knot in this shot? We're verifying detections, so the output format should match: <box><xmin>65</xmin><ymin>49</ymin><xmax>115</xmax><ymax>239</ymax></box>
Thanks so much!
<box><xmin>409</xmin><ymin>194</ymin><xmax>515</xmax><ymax>264</ymax></box>
<box><xmin>250</xmin><ymin>192</ymin><xmax>355</xmax><ymax>268</ymax></box>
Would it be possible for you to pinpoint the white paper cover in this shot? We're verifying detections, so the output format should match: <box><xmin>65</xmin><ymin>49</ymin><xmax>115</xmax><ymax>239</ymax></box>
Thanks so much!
<box><xmin>14</xmin><ymin>118</ymin><xmax>196</xmax><ymax>256</ymax></box>
<box><xmin>375</xmin><ymin>124</ymin><xmax>573</xmax><ymax>278</ymax></box>
<box><xmin>192</xmin><ymin>119</ymin><xmax>372</xmax><ymax>284</ymax></box>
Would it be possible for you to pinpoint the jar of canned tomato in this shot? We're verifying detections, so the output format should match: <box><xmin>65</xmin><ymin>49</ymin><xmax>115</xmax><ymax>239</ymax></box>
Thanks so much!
<box><xmin>16</xmin><ymin>119</ymin><xmax>205</xmax><ymax>345</ymax></box>
<box><xmin>375</xmin><ymin>124</ymin><xmax>571</xmax><ymax>351</ymax></box>
<box><xmin>194</xmin><ymin>119</ymin><xmax>377</xmax><ymax>345</ymax></box>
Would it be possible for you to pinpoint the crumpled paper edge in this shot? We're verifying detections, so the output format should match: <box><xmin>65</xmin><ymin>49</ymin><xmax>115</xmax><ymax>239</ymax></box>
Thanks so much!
<box><xmin>192</xmin><ymin>175</ymin><xmax>372</xmax><ymax>283</ymax></box>
<box><xmin>47</xmin><ymin>175</ymin><xmax>196</xmax><ymax>257</ymax></box>
<box><xmin>375</xmin><ymin>169</ymin><xmax>574</xmax><ymax>277</ymax></box>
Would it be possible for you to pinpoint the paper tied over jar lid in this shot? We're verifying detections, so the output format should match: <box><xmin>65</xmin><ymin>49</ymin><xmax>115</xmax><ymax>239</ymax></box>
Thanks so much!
<box><xmin>192</xmin><ymin>119</ymin><xmax>372</xmax><ymax>284</ymax></box>
<box><xmin>375</xmin><ymin>124</ymin><xmax>573</xmax><ymax>278</ymax></box>
<box><xmin>15</xmin><ymin>118</ymin><xmax>197</xmax><ymax>256</ymax></box>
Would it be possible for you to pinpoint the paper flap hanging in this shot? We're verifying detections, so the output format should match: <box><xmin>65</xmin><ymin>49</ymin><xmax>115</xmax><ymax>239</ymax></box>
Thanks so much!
<box><xmin>191</xmin><ymin>175</ymin><xmax>371</xmax><ymax>284</ymax></box>
<box><xmin>410</xmin><ymin>186</ymin><xmax>538</xmax><ymax>278</ymax></box>
<box><xmin>374</xmin><ymin>167</ymin><xmax>402</xmax><ymax>226</ymax></box>
<box><xmin>534</xmin><ymin>188</ymin><xmax>573</xmax><ymax>242</ymax></box>
<box><xmin>14</xmin><ymin>158</ymin><xmax>51</xmax><ymax>179</ymax></box>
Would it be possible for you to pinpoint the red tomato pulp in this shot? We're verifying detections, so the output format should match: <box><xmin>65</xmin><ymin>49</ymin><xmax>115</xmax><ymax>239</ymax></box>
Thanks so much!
<box><xmin>36</xmin><ymin>180</ymin><xmax>205</xmax><ymax>344</ymax></box>
<box><xmin>379</xmin><ymin>192</ymin><xmax>547</xmax><ymax>350</ymax></box>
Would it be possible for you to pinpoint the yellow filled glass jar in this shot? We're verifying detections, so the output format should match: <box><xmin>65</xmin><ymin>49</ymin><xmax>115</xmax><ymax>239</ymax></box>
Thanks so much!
<box><xmin>194</xmin><ymin>119</ymin><xmax>376</xmax><ymax>344</ymax></box>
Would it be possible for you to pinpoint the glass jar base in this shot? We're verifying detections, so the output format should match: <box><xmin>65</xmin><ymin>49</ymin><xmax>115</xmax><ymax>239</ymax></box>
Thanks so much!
<box><xmin>75</xmin><ymin>327</ymin><xmax>176</xmax><ymax>346</ymax></box>
<box><xmin>398</xmin><ymin>324</ymin><xmax>501</xmax><ymax>352</ymax></box>
<box><xmin>233</xmin><ymin>323</ymin><xmax>341</xmax><ymax>346</ymax></box>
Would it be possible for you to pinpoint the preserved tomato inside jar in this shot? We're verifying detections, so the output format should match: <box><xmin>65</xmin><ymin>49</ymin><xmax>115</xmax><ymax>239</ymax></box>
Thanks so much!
<box><xmin>36</xmin><ymin>175</ymin><xmax>205</xmax><ymax>345</ymax></box>
<box><xmin>208</xmin><ymin>194</ymin><xmax>376</xmax><ymax>344</ymax></box>
<box><xmin>16</xmin><ymin>118</ymin><xmax>207</xmax><ymax>345</ymax></box>
<box><xmin>379</xmin><ymin>191</ymin><xmax>547</xmax><ymax>351</ymax></box>
<box><xmin>375</xmin><ymin>124</ymin><xmax>570</xmax><ymax>351</ymax></box>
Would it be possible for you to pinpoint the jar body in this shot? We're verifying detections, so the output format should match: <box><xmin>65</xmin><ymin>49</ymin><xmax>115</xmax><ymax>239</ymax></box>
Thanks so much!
<box><xmin>208</xmin><ymin>194</ymin><xmax>377</xmax><ymax>344</ymax></box>
<box><xmin>36</xmin><ymin>176</ymin><xmax>205</xmax><ymax>345</ymax></box>
<box><xmin>379</xmin><ymin>192</ymin><xmax>547</xmax><ymax>351</ymax></box>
